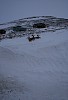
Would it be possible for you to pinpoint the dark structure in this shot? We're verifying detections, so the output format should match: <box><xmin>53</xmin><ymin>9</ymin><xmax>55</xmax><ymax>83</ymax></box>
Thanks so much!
<box><xmin>0</xmin><ymin>29</ymin><xmax>6</xmax><ymax>34</ymax></box>
<box><xmin>33</xmin><ymin>23</ymin><xmax>47</xmax><ymax>28</ymax></box>
<box><xmin>13</xmin><ymin>26</ymin><xmax>26</xmax><ymax>32</ymax></box>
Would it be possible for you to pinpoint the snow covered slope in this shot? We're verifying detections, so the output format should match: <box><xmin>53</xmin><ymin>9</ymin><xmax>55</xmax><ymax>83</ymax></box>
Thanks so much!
<box><xmin>0</xmin><ymin>16</ymin><xmax>68</xmax><ymax>100</ymax></box>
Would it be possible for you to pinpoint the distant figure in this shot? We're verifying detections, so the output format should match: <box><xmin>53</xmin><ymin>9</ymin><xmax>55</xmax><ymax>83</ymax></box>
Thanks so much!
<box><xmin>28</xmin><ymin>35</ymin><xmax>35</xmax><ymax>42</ymax></box>
<box><xmin>28</xmin><ymin>34</ymin><xmax>41</xmax><ymax>42</ymax></box>
<box><xmin>35</xmin><ymin>35</ymin><xmax>41</xmax><ymax>39</ymax></box>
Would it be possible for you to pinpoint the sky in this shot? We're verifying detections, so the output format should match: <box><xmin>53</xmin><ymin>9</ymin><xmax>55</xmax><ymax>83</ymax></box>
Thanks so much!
<box><xmin>0</xmin><ymin>0</ymin><xmax>68</xmax><ymax>23</ymax></box>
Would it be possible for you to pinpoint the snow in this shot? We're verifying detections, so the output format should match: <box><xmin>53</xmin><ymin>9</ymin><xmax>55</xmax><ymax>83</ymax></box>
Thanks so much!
<box><xmin>0</xmin><ymin>28</ymin><xmax>68</xmax><ymax>100</ymax></box>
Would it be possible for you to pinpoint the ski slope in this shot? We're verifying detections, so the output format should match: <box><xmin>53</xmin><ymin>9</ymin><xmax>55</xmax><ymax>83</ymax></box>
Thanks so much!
<box><xmin>0</xmin><ymin>29</ymin><xmax>68</xmax><ymax>100</ymax></box>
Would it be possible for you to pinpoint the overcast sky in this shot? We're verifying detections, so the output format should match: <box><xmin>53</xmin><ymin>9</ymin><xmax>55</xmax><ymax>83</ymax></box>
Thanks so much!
<box><xmin>0</xmin><ymin>0</ymin><xmax>68</xmax><ymax>23</ymax></box>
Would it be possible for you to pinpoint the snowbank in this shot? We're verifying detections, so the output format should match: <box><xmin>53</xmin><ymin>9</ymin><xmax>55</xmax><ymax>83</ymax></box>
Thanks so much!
<box><xmin>0</xmin><ymin>29</ymin><xmax>68</xmax><ymax>100</ymax></box>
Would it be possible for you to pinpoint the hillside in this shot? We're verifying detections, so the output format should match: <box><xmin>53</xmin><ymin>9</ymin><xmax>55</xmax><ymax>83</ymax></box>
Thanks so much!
<box><xmin>0</xmin><ymin>16</ymin><xmax>68</xmax><ymax>100</ymax></box>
